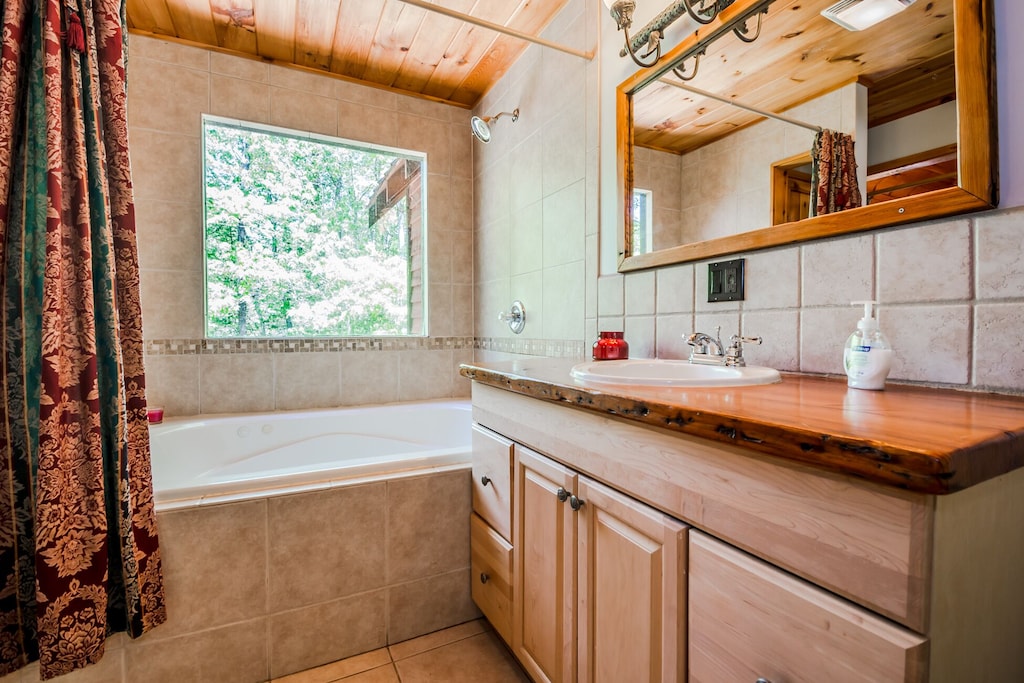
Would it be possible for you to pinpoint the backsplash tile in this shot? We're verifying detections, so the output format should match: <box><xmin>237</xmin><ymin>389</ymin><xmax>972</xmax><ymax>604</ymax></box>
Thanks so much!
<box><xmin>976</xmin><ymin>211</ymin><xmax>1024</xmax><ymax>299</ymax></box>
<box><xmin>974</xmin><ymin>303</ymin><xmax>1024</xmax><ymax>391</ymax></box>
<box><xmin>801</xmin><ymin>234</ymin><xmax>874</xmax><ymax>307</ymax></box>
<box><xmin>878</xmin><ymin>220</ymin><xmax>972</xmax><ymax>303</ymax></box>
<box><xmin>881</xmin><ymin>305</ymin><xmax>971</xmax><ymax>385</ymax></box>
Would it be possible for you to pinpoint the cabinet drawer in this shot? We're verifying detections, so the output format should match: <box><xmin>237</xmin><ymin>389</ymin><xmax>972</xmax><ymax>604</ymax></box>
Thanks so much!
<box><xmin>470</xmin><ymin>512</ymin><xmax>513</xmax><ymax>644</ymax></box>
<box><xmin>472</xmin><ymin>424</ymin><xmax>513</xmax><ymax>541</ymax></box>
<box><xmin>689</xmin><ymin>531</ymin><xmax>928</xmax><ymax>683</ymax></box>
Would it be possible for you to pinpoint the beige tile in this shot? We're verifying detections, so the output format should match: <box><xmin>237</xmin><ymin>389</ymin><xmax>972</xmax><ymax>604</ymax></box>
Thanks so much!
<box><xmin>333</xmin><ymin>80</ymin><xmax>398</xmax><ymax>110</ymax></box>
<box><xmin>450</xmin><ymin>119</ymin><xmax>474</xmax><ymax>181</ymax></box>
<box><xmin>339</xmin><ymin>665</ymin><xmax>400</xmax><ymax>683</ymax></box>
<box><xmin>153</xmin><ymin>501</ymin><xmax>267</xmax><ymax>638</ymax></box>
<box><xmin>799</xmin><ymin>307</ymin><xmax>852</xmax><ymax>375</ymax></box>
<box><xmin>397</xmin><ymin>350</ymin><xmax>455</xmax><ymax>401</ymax></box>
<box><xmin>35</xmin><ymin>648</ymin><xmax>123</xmax><ymax>683</ymax></box>
<box><xmin>475</xmin><ymin>162</ymin><xmax>510</xmax><ymax>232</ymax></box>
<box><xmin>270</xmin><ymin>88</ymin><xmax>338</xmax><ymax>138</ymax></box>
<box><xmin>211</xmin><ymin>52</ymin><xmax>270</xmax><ymax>82</ymax></box>
<box><xmin>129</xmin><ymin>130</ymin><xmax>202</xmax><ymax>205</ymax></box>
<box><xmin>976</xmin><ymin>208</ymin><xmax>1024</xmax><ymax>299</ymax></box>
<box><xmin>338</xmin><ymin>100</ymin><xmax>398</xmax><ymax>148</ymax></box>
<box><xmin>268</xmin><ymin>591</ymin><xmax>387</xmax><ymax>679</ymax></box>
<box><xmin>800</xmin><ymin>234</ymin><xmax>874</xmax><ymax>307</ymax></box>
<box><xmin>585</xmin><ymin>234</ymin><xmax>598</xmax><ymax>320</ymax></box>
<box><xmin>452</xmin><ymin>285</ymin><xmax>474</xmax><ymax>337</ymax></box>
<box><xmin>452</xmin><ymin>350</ymin><xmax>474</xmax><ymax>398</ymax></box>
<box><xmin>393</xmin><ymin>631</ymin><xmax>528</xmax><ymax>683</ymax></box>
<box><xmin>388</xmin><ymin>620</ymin><xmax>488</xmax><ymax>661</ymax></box>
<box><xmin>199</xmin><ymin>354</ymin><xmax>276</xmax><ymax>414</ymax></box>
<box><xmin>268</xmin><ymin>484</ymin><xmax>386</xmax><ymax>612</ymax></box>
<box><xmin>655</xmin><ymin>313</ymin><xmax>695</xmax><ymax>360</ymax></box>
<box><xmin>509</xmin><ymin>132</ymin><xmax>543</xmax><ymax>213</ymax></box>
<box><xmin>624</xmin><ymin>315</ymin><xmax>655</xmax><ymax>359</ymax></box>
<box><xmin>143</xmin><ymin>354</ymin><xmax>200</xmax><ymax>417</ymax></box>
<box><xmin>973</xmin><ymin>303</ymin><xmax>1024</xmax><ymax>391</ymax></box>
<box><xmin>387</xmin><ymin>471</ymin><xmax>471</xmax><ymax>584</ymax></box>
<box><xmin>135</xmin><ymin>198</ymin><xmax>203</xmax><ymax>273</ymax></box>
<box><xmin>124</xmin><ymin>619</ymin><xmax>267</xmax><ymax>683</ymax></box>
<box><xmin>542</xmin><ymin>261</ymin><xmax>586</xmax><ymax>341</ymax></box>
<box><xmin>396</xmin><ymin>115</ymin><xmax>451</xmax><ymax>177</ymax></box>
<box><xmin>429</xmin><ymin>283</ymin><xmax>454</xmax><ymax>336</ymax></box>
<box><xmin>744</xmin><ymin>247</ymin><xmax>800</xmax><ymax>310</ymax></box>
<box><xmin>741</xmin><ymin>309</ymin><xmax>800</xmax><ymax>372</ymax></box>
<box><xmin>272</xmin><ymin>648</ymin><xmax>391</xmax><ymax>683</ymax></box>
<box><xmin>541</xmin><ymin>96</ymin><xmax>586</xmax><ymax>199</ymax></box>
<box><xmin>474</xmin><ymin>279</ymin><xmax>511</xmax><ymax>339</ymax></box>
<box><xmin>449</xmin><ymin>178</ymin><xmax>474</xmax><ymax>232</ymax></box>
<box><xmin>139</xmin><ymin>269</ymin><xmax>204</xmax><ymax>340</ymax></box>
<box><xmin>542</xmin><ymin>181</ymin><xmax>586</xmax><ymax>269</ymax></box>
<box><xmin>624</xmin><ymin>270</ymin><xmax>656</xmax><ymax>316</ymax></box>
<box><xmin>656</xmin><ymin>264</ymin><xmax>694</xmax><ymax>314</ymax></box>
<box><xmin>475</xmin><ymin>214</ymin><xmax>510</xmax><ymax>287</ymax></box>
<box><xmin>396</xmin><ymin>97</ymin><xmax>452</xmax><ymax>122</ymax></box>
<box><xmin>210</xmin><ymin>75</ymin><xmax>271</xmax><ymax>123</ymax></box>
<box><xmin>339</xmin><ymin>352</ymin><xmax>400</xmax><ymax>406</ymax></box>
<box><xmin>597</xmin><ymin>275</ymin><xmax>624</xmax><ymax>317</ymax></box>
<box><xmin>128</xmin><ymin>57</ymin><xmax>209</xmax><ymax>135</ymax></box>
<box><xmin>880</xmin><ymin>305</ymin><xmax>970</xmax><ymax>384</ymax></box>
<box><xmin>273</xmin><ymin>353</ymin><xmax>342</xmax><ymax>411</ymax></box>
<box><xmin>878</xmin><ymin>220</ymin><xmax>972</xmax><ymax>303</ymax></box>
<box><xmin>387</xmin><ymin>569</ymin><xmax>480</xmax><ymax>644</ymax></box>
<box><xmin>510</xmin><ymin>200</ymin><xmax>543</xmax><ymax>278</ymax></box>
<box><xmin>270</xmin><ymin>65</ymin><xmax>336</xmax><ymax>98</ymax></box>
<box><xmin>129</xmin><ymin>34</ymin><xmax>210</xmax><ymax>70</ymax></box>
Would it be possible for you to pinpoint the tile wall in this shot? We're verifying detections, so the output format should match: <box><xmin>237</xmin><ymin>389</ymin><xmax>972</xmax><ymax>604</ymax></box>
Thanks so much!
<box><xmin>474</xmin><ymin>0</ymin><xmax>1024</xmax><ymax>395</ymax></box>
<box><xmin>1</xmin><ymin>470</ymin><xmax>478</xmax><ymax>683</ymax></box>
<box><xmin>128</xmin><ymin>35</ymin><xmax>476</xmax><ymax>416</ymax></box>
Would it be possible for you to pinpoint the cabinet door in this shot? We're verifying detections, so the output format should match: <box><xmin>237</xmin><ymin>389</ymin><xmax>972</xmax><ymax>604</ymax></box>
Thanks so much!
<box><xmin>577</xmin><ymin>476</ymin><xmax>688</xmax><ymax>683</ymax></box>
<box><xmin>688</xmin><ymin>530</ymin><xmax>928</xmax><ymax>683</ymax></box>
<box><xmin>472</xmin><ymin>424</ymin><xmax>514</xmax><ymax>541</ymax></box>
<box><xmin>513</xmin><ymin>445</ymin><xmax>578</xmax><ymax>683</ymax></box>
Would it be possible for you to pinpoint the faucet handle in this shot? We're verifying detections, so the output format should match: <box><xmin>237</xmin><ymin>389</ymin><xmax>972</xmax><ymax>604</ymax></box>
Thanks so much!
<box><xmin>725</xmin><ymin>335</ymin><xmax>763</xmax><ymax>366</ymax></box>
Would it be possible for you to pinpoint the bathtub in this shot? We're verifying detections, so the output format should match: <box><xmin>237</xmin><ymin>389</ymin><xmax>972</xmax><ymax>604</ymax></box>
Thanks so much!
<box><xmin>149</xmin><ymin>399</ymin><xmax>472</xmax><ymax>508</ymax></box>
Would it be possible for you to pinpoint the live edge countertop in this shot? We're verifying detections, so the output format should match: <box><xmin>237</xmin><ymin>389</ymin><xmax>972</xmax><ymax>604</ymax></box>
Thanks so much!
<box><xmin>459</xmin><ymin>358</ymin><xmax>1024</xmax><ymax>495</ymax></box>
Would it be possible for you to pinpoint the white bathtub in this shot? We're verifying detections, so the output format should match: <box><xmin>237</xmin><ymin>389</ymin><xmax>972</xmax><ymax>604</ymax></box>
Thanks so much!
<box><xmin>149</xmin><ymin>399</ymin><xmax>472</xmax><ymax>508</ymax></box>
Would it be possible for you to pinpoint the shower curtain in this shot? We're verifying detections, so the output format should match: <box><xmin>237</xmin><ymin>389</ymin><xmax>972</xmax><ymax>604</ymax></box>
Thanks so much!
<box><xmin>809</xmin><ymin>129</ymin><xmax>862</xmax><ymax>217</ymax></box>
<box><xmin>0</xmin><ymin>0</ymin><xmax>166</xmax><ymax>679</ymax></box>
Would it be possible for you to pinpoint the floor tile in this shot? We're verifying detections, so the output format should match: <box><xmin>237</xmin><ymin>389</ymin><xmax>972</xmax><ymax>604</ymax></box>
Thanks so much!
<box><xmin>388</xmin><ymin>619</ymin><xmax>489</xmax><ymax>662</ymax></box>
<box><xmin>393</xmin><ymin>632</ymin><xmax>529</xmax><ymax>683</ymax></box>
<box><xmin>342</xmin><ymin>665</ymin><xmax>400</xmax><ymax>682</ymax></box>
<box><xmin>272</xmin><ymin>648</ymin><xmax>391</xmax><ymax>682</ymax></box>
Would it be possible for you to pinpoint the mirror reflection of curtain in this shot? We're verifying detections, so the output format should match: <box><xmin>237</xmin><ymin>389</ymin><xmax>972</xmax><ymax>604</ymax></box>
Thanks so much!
<box><xmin>0</xmin><ymin>1</ymin><xmax>167</xmax><ymax>678</ymax></box>
<box><xmin>809</xmin><ymin>130</ymin><xmax>862</xmax><ymax>217</ymax></box>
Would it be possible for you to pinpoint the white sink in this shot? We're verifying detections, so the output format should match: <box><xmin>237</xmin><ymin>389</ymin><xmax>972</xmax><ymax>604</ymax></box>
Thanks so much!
<box><xmin>570</xmin><ymin>359</ymin><xmax>781</xmax><ymax>387</ymax></box>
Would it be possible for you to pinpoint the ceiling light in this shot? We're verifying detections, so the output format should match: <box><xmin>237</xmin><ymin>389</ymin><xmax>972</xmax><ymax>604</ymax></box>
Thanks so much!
<box><xmin>821</xmin><ymin>0</ymin><xmax>916</xmax><ymax>31</ymax></box>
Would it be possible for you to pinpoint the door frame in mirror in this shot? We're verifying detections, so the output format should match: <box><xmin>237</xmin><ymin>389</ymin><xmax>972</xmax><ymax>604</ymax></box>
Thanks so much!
<box><xmin>615</xmin><ymin>0</ymin><xmax>997</xmax><ymax>273</ymax></box>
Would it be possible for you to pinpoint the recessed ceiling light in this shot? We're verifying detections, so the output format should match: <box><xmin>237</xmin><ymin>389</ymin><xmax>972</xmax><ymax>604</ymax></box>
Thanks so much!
<box><xmin>821</xmin><ymin>0</ymin><xmax>917</xmax><ymax>31</ymax></box>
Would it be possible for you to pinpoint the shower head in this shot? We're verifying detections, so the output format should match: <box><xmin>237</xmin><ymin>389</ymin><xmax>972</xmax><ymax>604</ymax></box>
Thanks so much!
<box><xmin>470</xmin><ymin>107</ymin><xmax>519</xmax><ymax>143</ymax></box>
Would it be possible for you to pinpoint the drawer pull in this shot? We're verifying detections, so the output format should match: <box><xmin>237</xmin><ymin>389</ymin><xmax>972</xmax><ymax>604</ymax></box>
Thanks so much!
<box><xmin>570</xmin><ymin>495</ymin><xmax>585</xmax><ymax>511</ymax></box>
<box><xmin>479</xmin><ymin>572</ymin><xmax>490</xmax><ymax>584</ymax></box>
<box><xmin>480</xmin><ymin>475</ymin><xmax>492</xmax><ymax>487</ymax></box>
<box><xmin>556</xmin><ymin>487</ymin><xmax>570</xmax><ymax>502</ymax></box>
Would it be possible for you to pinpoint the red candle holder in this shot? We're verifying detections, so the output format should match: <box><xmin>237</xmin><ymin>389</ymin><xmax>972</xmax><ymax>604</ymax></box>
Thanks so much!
<box><xmin>593</xmin><ymin>331</ymin><xmax>629</xmax><ymax>360</ymax></box>
<box><xmin>147</xmin><ymin>406</ymin><xmax>164</xmax><ymax>424</ymax></box>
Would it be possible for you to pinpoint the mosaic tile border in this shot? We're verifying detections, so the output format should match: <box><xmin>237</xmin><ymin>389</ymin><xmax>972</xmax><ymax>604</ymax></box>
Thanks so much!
<box><xmin>144</xmin><ymin>336</ymin><xmax>587</xmax><ymax>359</ymax></box>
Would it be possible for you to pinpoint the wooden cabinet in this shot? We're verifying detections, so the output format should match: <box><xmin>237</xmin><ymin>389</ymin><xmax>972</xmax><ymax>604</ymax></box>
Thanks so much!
<box><xmin>688</xmin><ymin>530</ymin><xmax>927</xmax><ymax>683</ymax></box>
<box><xmin>511</xmin><ymin>445</ymin><xmax>687</xmax><ymax>683</ymax></box>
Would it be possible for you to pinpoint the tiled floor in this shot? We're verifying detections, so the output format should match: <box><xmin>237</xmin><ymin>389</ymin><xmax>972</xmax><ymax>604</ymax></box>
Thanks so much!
<box><xmin>272</xmin><ymin>619</ymin><xmax>529</xmax><ymax>683</ymax></box>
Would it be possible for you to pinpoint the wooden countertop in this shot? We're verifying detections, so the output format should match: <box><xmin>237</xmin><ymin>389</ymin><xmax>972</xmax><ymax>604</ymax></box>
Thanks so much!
<box><xmin>459</xmin><ymin>358</ymin><xmax>1024</xmax><ymax>494</ymax></box>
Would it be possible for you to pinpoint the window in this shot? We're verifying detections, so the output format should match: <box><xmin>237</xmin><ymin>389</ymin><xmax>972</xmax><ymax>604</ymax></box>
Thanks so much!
<box><xmin>632</xmin><ymin>188</ymin><xmax>654</xmax><ymax>255</ymax></box>
<box><xmin>202</xmin><ymin>116</ymin><xmax>425</xmax><ymax>338</ymax></box>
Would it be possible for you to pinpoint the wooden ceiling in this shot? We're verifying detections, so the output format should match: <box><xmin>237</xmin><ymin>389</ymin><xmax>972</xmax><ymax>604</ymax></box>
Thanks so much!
<box><xmin>126</xmin><ymin>0</ymin><xmax>572</xmax><ymax>108</ymax></box>
<box><xmin>633</xmin><ymin>0</ymin><xmax>955</xmax><ymax>155</ymax></box>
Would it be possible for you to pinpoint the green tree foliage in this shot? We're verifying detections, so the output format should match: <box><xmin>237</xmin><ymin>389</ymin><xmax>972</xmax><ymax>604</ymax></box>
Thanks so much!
<box><xmin>204</xmin><ymin>123</ymin><xmax>416</xmax><ymax>337</ymax></box>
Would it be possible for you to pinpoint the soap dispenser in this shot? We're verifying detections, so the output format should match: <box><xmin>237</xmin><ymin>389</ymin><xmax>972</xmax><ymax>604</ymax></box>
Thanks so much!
<box><xmin>843</xmin><ymin>300</ymin><xmax>893</xmax><ymax>390</ymax></box>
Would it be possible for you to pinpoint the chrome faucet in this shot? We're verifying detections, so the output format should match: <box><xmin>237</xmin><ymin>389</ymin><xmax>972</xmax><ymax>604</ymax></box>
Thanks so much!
<box><xmin>686</xmin><ymin>327</ymin><xmax>763</xmax><ymax>367</ymax></box>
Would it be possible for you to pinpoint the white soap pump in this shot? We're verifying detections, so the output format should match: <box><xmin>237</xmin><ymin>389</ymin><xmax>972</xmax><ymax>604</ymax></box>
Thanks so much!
<box><xmin>843</xmin><ymin>300</ymin><xmax>893</xmax><ymax>390</ymax></box>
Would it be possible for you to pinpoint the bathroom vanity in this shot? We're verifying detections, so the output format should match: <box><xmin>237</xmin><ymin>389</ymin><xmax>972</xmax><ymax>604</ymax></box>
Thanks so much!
<box><xmin>460</xmin><ymin>358</ymin><xmax>1024</xmax><ymax>683</ymax></box>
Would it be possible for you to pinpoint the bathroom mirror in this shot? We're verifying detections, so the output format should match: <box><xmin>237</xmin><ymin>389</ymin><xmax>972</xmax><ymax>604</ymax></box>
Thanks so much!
<box><xmin>615</xmin><ymin>0</ymin><xmax>997</xmax><ymax>271</ymax></box>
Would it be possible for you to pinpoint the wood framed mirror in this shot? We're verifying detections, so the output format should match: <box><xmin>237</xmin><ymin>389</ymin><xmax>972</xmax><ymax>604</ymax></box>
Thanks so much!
<box><xmin>615</xmin><ymin>0</ymin><xmax>997</xmax><ymax>272</ymax></box>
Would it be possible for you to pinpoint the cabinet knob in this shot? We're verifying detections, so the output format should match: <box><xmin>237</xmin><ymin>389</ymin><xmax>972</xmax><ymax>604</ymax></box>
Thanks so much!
<box><xmin>479</xmin><ymin>572</ymin><xmax>490</xmax><ymax>584</ymax></box>
<box><xmin>556</xmin><ymin>487</ymin><xmax>570</xmax><ymax>502</ymax></box>
<box><xmin>569</xmin><ymin>495</ymin><xmax>585</xmax><ymax>511</ymax></box>
<box><xmin>480</xmin><ymin>475</ymin><xmax>492</xmax><ymax>487</ymax></box>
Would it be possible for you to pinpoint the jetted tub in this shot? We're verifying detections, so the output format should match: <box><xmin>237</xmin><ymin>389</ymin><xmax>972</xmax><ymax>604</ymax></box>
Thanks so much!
<box><xmin>149</xmin><ymin>399</ymin><xmax>472</xmax><ymax>508</ymax></box>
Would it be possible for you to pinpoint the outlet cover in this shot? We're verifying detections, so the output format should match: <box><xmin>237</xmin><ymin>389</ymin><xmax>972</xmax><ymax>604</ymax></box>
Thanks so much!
<box><xmin>707</xmin><ymin>258</ymin><xmax>745</xmax><ymax>302</ymax></box>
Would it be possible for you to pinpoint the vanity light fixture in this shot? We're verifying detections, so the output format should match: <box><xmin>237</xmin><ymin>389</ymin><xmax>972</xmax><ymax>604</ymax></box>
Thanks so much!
<box><xmin>821</xmin><ymin>0</ymin><xmax>917</xmax><ymax>31</ymax></box>
<box><xmin>605</xmin><ymin>0</ymin><xmax>774</xmax><ymax>73</ymax></box>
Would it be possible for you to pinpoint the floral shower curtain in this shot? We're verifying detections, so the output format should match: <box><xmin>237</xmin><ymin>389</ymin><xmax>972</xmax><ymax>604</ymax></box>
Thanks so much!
<box><xmin>809</xmin><ymin>129</ymin><xmax>862</xmax><ymax>217</ymax></box>
<box><xmin>0</xmin><ymin>0</ymin><xmax>166</xmax><ymax>679</ymax></box>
